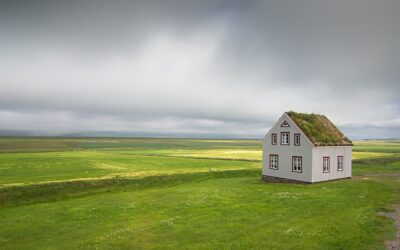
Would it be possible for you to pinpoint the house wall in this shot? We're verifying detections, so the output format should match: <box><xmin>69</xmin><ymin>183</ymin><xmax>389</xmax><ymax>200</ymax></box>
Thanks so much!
<box><xmin>262</xmin><ymin>113</ymin><xmax>314</xmax><ymax>182</ymax></box>
<box><xmin>311</xmin><ymin>146</ymin><xmax>352</xmax><ymax>182</ymax></box>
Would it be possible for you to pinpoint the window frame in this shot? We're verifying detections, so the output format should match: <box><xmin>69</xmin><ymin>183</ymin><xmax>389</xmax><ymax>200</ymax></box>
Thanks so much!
<box><xmin>269</xmin><ymin>154</ymin><xmax>279</xmax><ymax>170</ymax></box>
<box><xmin>323</xmin><ymin>157</ymin><xmax>330</xmax><ymax>173</ymax></box>
<box><xmin>337</xmin><ymin>156</ymin><xmax>343</xmax><ymax>171</ymax></box>
<box><xmin>292</xmin><ymin>156</ymin><xmax>302</xmax><ymax>173</ymax></box>
<box><xmin>280</xmin><ymin>120</ymin><xmax>290</xmax><ymax>127</ymax></box>
<box><xmin>280</xmin><ymin>132</ymin><xmax>290</xmax><ymax>145</ymax></box>
<box><xmin>294</xmin><ymin>133</ymin><xmax>300</xmax><ymax>146</ymax></box>
<box><xmin>271</xmin><ymin>133</ymin><xmax>277</xmax><ymax>145</ymax></box>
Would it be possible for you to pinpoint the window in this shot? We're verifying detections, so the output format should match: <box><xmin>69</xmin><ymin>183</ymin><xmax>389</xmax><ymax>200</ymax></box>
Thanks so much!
<box><xmin>271</xmin><ymin>133</ymin><xmax>277</xmax><ymax>145</ymax></box>
<box><xmin>323</xmin><ymin>157</ymin><xmax>330</xmax><ymax>173</ymax></box>
<box><xmin>269</xmin><ymin>154</ymin><xmax>278</xmax><ymax>170</ymax></box>
<box><xmin>292</xmin><ymin>156</ymin><xmax>302</xmax><ymax>173</ymax></box>
<box><xmin>337</xmin><ymin>156</ymin><xmax>343</xmax><ymax>171</ymax></box>
<box><xmin>281</xmin><ymin>132</ymin><xmax>290</xmax><ymax>145</ymax></box>
<box><xmin>294</xmin><ymin>133</ymin><xmax>300</xmax><ymax>146</ymax></box>
<box><xmin>281</xmin><ymin>121</ymin><xmax>290</xmax><ymax>127</ymax></box>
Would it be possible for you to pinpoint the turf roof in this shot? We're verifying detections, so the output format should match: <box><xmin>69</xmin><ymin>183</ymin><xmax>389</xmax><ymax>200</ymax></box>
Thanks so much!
<box><xmin>286</xmin><ymin>111</ymin><xmax>352</xmax><ymax>146</ymax></box>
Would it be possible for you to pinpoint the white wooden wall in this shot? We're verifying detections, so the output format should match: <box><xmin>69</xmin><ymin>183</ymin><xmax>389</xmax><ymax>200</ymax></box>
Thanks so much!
<box><xmin>312</xmin><ymin>146</ymin><xmax>352</xmax><ymax>182</ymax></box>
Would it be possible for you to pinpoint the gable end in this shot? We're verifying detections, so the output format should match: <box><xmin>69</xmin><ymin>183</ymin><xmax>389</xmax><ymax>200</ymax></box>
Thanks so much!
<box><xmin>264</xmin><ymin>113</ymin><xmax>314</xmax><ymax>147</ymax></box>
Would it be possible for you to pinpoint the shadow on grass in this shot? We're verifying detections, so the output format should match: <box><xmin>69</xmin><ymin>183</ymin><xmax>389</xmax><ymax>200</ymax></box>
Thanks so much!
<box><xmin>0</xmin><ymin>169</ymin><xmax>261</xmax><ymax>208</ymax></box>
<box><xmin>352</xmin><ymin>156</ymin><xmax>400</xmax><ymax>177</ymax></box>
<box><xmin>353</xmin><ymin>156</ymin><xmax>400</xmax><ymax>165</ymax></box>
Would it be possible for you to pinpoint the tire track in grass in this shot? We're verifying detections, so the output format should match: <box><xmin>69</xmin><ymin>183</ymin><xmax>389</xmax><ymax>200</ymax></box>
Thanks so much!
<box><xmin>381</xmin><ymin>206</ymin><xmax>400</xmax><ymax>250</ymax></box>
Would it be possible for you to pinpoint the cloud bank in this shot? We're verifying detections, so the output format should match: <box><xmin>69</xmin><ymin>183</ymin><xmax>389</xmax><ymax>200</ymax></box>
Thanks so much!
<box><xmin>0</xmin><ymin>0</ymin><xmax>399</xmax><ymax>138</ymax></box>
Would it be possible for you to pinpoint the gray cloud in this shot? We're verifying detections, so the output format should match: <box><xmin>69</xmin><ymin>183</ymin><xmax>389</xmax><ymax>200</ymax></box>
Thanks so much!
<box><xmin>0</xmin><ymin>0</ymin><xmax>399</xmax><ymax>139</ymax></box>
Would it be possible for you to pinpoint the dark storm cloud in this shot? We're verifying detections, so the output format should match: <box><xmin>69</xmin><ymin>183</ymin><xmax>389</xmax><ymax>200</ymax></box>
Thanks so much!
<box><xmin>0</xmin><ymin>0</ymin><xmax>399</xmax><ymax>138</ymax></box>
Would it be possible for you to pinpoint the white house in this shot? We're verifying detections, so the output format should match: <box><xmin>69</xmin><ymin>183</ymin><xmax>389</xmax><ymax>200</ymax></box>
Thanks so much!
<box><xmin>262</xmin><ymin>111</ymin><xmax>352</xmax><ymax>183</ymax></box>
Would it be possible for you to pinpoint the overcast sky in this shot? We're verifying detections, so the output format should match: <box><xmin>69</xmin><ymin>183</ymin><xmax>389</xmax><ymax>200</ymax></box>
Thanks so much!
<box><xmin>0</xmin><ymin>0</ymin><xmax>399</xmax><ymax>139</ymax></box>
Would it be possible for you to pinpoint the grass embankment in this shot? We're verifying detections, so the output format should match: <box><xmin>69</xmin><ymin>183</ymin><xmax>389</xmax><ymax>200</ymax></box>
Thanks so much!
<box><xmin>0</xmin><ymin>138</ymin><xmax>399</xmax><ymax>249</ymax></box>
<box><xmin>0</xmin><ymin>169</ymin><xmax>260</xmax><ymax>208</ymax></box>
<box><xmin>0</xmin><ymin>151</ymin><xmax>260</xmax><ymax>187</ymax></box>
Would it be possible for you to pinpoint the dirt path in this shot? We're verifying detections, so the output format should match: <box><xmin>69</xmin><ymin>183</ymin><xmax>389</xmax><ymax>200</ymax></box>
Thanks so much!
<box><xmin>383</xmin><ymin>206</ymin><xmax>400</xmax><ymax>249</ymax></box>
<box><xmin>358</xmin><ymin>172</ymin><xmax>400</xmax><ymax>249</ymax></box>
<box><xmin>353</xmin><ymin>173</ymin><xmax>400</xmax><ymax>179</ymax></box>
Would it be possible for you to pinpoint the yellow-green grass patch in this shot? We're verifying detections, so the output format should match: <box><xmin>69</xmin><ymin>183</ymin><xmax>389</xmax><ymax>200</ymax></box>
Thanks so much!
<box><xmin>169</xmin><ymin>149</ymin><xmax>262</xmax><ymax>161</ymax></box>
<box><xmin>352</xmin><ymin>152</ymin><xmax>395</xmax><ymax>160</ymax></box>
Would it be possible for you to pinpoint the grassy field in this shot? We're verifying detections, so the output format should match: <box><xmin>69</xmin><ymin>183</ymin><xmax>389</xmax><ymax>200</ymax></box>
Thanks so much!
<box><xmin>0</xmin><ymin>138</ymin><xmax>399</xmax><ymax>249</ymax></box>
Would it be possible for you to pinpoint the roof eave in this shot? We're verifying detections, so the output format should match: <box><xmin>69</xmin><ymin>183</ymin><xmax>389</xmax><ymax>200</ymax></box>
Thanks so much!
<box><xmin>314</xmin><ymin>143</ymin><xmax>353</xmax><ymax>147</ymax></box>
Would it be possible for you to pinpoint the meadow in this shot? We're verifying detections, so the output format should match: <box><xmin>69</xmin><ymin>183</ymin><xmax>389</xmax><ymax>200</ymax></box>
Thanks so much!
<box><xmin>0</xmin><ymin>137</ymin><xmax>399</xmax><ymax>249</ymax></box>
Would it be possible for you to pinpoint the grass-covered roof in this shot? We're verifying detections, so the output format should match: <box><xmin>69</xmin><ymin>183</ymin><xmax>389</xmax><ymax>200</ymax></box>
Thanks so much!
<box><xmin>286</xmin><ymin>111</ymin><xmax>352</xmax><ymax>146</ymax></box>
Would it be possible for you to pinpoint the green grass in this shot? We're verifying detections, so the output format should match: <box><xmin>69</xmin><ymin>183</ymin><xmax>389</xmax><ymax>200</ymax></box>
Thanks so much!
<box><xmin>0</xmin><ymin>137</ymin><xmax>400</xmax><ymax>249</ymax></box>
<box><xmin>353</xmin><ymin>140</ymin><xmax>400</xmax><ymax>153</ymax></box>
<box><xmin>0</xmin><ymin>170</ymin><xmax>399</xmax><ymax>249</ymax></box>
<box><xmin>0</xmin><ymin>151</ymin><xmax>260</xmax><ymax>186</ymax></box>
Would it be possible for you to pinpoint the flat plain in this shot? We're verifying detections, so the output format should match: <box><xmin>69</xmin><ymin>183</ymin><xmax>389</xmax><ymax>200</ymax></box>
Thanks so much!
<box><xmin>0</xmin><ymin>138</ymin><xmax>399</xmax><ymax>249</ymax></box>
